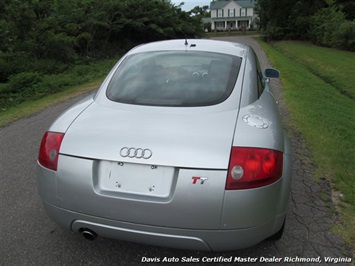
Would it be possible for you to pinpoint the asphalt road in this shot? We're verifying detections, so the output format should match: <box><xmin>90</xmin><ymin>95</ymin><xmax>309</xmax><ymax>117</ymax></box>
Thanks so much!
<box><xmin>0</xmin><ymin>36</ymin><xmax>352</xmax><ymax>266</ymax></box>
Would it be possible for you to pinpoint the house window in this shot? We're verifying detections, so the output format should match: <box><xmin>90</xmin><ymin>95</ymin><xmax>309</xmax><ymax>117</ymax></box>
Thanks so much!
<box><xmin>241</xmin><ymin>8</ymin><xmax>246</xmax><ymax>16</ymax></box>
<box><xmin>218</xmin><ymin>9</ymin><xmax>223</xmax><ymax>17</ymax></box>
<box><xmin>229</xmin><ymin>9</ymin><xmax>234</xmax><ymax>17</ymax></box>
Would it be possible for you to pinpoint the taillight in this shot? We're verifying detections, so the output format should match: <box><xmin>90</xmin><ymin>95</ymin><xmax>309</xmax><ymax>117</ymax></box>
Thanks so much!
<box><xmin>38</xmin><ymin>132</ymin><xmax>64</xmax><ymax>171</ymax></box>
<box><xmin>226</xmin><ymin>147</ymin><xmax>283</xmax><ymax>190</ymax></box>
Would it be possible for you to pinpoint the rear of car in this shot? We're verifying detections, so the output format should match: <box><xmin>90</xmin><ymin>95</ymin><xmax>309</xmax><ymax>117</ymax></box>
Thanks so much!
<box><xmin>37</xmin><ymin>39</ymin><xmax>292</xmax><ymax>251</ymax></box>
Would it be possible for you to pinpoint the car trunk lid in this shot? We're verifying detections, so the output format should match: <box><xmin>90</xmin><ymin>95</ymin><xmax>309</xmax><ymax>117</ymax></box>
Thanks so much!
<box><xmin>60</xmin><ymin>102</ymin><xmax>238</xmax><ymax>169</ymax></box>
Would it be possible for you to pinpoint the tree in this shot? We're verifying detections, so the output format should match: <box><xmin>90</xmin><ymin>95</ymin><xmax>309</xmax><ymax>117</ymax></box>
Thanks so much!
<box><xmin>309</xmin><ymin>0</ymin><xmax>347</xmax><ymax>47</ymax></box>
<box><xmin>189</xmin><ymin>5</ymin><xmax>210</xmax><ymax>18</ymax></box>
<box><xmin>0</xmin><ymin>0</ymin><xmax>204</xmax><ymax>82</ymax></box>
<box><xmin>336</xmin><ymin>0</ymin><xmax>355</xmax><ymax>20</ymax></box>
<box><xmin>256</xmin><ymin>0</ymin><xmax>354</xmax><ymax>51</ymax></box>
<box><xmin>256</xmin><ymin>0</ymin><xmax>298</xmax><ymax>40</ymax></box>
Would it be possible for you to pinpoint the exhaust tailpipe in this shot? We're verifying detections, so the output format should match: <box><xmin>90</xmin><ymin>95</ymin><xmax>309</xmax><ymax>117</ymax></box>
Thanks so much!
<box><xmin>80</xmin><ymin>228</ymin><xmax>98</xmax><ymax>241</ymax></box>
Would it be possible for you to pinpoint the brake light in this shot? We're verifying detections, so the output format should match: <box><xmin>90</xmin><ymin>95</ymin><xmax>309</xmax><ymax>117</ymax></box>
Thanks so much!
<box><xmin>38</xmin><ymin>132</ymin><xmax>64</xmax><ymax>171</ymax></box>
<box><xmin>226</xmin><ymin>147</ymin><xmax>283</xmax><ymax>190</ymax></box>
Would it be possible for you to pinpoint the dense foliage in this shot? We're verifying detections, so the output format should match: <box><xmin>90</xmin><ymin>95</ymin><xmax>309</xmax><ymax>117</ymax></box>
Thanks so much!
<box><xmin>0</xmin><ymin>0</ymin><xmax>204</xmax><ymax>110</ymax></box>
<box><xmin>256</xmin><ymin>0</ymin><xmax>355</xmax><ymax>51</ymax></box>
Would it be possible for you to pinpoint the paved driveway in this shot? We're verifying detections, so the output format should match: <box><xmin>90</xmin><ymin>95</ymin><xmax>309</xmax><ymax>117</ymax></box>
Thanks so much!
<box><xmin>0</xmin><ymin>36</ymin><xmax>352</xmax><ymax>265</ymax></box>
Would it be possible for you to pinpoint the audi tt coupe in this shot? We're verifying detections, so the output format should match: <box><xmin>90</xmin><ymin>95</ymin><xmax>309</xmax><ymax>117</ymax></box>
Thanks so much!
<box><xmin>37</xmin><ymin>39</ymin><xmax>292</xmax><ymax>251</ymax></box>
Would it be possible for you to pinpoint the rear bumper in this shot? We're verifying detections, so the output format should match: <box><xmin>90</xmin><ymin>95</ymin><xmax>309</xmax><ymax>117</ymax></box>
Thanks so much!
<box><xmin>42</xmin><ymin>201</ymin><xmax>286</xmax><ymax>251</ymax></box>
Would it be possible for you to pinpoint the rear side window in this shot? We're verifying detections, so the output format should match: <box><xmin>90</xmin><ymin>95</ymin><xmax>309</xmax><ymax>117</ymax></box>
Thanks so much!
<box><xmin>107</xmin><ymin>51</ymin><xmax>242</xmax><ymax>106</ymax></box>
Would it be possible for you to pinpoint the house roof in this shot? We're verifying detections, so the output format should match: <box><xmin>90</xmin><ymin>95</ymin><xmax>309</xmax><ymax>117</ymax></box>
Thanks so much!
<box><xmin>210</xmin><ymin>0</ymin><xmax>257</xmax><ymax>10</ymax></box>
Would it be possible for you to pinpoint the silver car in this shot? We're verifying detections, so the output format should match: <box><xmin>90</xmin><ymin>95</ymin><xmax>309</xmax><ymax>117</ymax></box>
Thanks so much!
<box><xmin>37</xmin><ymin>39</ymin><xmax>292</xmax><ymax>251</ymax></box>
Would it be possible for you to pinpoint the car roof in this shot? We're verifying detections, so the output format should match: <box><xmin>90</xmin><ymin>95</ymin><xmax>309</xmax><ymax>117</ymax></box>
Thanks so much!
<box><xmin>126</xmin><ymin>39</ymin><xmax>248</xmax><ymax>58</ymax></box>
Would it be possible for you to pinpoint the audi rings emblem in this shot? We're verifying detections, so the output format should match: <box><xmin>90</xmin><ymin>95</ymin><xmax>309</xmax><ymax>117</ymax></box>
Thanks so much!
<box><xmin>120</xmin><ymin>147</ymin><xmax>153</xmax><ymax>159</ymax></box>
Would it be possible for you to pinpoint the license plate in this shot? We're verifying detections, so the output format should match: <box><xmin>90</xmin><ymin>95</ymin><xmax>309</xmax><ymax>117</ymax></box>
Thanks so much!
<box><xmin>97</xmin><ymin>161</ymin><xmax>175</xmax><ymax>198</ymax></box>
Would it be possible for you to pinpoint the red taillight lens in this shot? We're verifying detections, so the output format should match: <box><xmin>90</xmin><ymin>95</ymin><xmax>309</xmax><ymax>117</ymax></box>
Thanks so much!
<box><xmin>38</xmin><ymin>132</ymin><xmax>64</xmax><ymax>171</ymax></box>
<box><xmin>226</xmin><ymin>147</ymin><xmax>283</xmax><ymax>190</ymax></box>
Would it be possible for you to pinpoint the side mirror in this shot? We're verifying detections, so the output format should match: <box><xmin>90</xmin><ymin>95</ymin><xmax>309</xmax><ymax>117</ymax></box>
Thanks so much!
<box><xmin>265</xmin><ymin>68</ymin><xmax>280</xmax><ymax>79</ymax></box>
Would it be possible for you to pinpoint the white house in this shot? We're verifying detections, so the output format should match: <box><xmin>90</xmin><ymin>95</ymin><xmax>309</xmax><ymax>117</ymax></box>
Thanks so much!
<box><xmin>210</xmin><ymin>0</ymin><xmax>258</xmax><ymax>31</ymax></box>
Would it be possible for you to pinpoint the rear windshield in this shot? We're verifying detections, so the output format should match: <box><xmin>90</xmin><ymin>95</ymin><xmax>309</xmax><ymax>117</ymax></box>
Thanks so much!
<box><xmin>106</xmin><ymin>51</ymin><xmax>242</xmax><ymax>106</ymax></box>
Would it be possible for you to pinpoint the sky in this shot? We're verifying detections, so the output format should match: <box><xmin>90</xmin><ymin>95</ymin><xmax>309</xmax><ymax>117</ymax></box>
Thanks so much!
<box><xmin>170</xmin><ymin>0</ymin><xmax>211</xmax><ymax>11</ymax></box>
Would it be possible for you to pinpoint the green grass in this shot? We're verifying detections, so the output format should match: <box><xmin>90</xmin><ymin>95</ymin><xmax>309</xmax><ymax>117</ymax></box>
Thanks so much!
<box><xmin>259</xmin><ymin>40</ymin><xmax>355</xmax><ymax>249</ymax></box>
<box><xmin>272</xmin><ymin>41</ymin><xmax>355</xmax><ymax>100</ymax></box>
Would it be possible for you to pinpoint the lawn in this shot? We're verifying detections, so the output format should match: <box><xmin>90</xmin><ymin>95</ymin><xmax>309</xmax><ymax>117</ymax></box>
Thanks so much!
<box><xmin>272</xmin><ymin>41</ymin><xmax>355</xmax><ymax>100</ymax></box>
<box><xmin>259</xmin><ymin>40</ymin><xmax>355</xmax><ymax>249</ymax></box>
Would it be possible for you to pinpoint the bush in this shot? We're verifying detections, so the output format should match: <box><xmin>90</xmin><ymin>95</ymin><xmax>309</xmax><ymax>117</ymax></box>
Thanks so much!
<box><xmin>263</xmin><ymin>23</ymin><xmax>286</xmax><ymax>41</ymax></box>
<box><xmin>333</xmin><ymin>20</ymin><xmax>355</xmax><ymax>51</ymax></box>
<box><xmin>0</xmin><ymin>52</ymin><xmax>71</xmax><ymax>82</ymax></box>
<box><xmin>309</xmin><ymin>4</ymin><xmax>346</xmax><ymax>47</ymax></box>
<box><xmin>0</xmin><ymin>52</ymin><xmax>32</xmax><ymax>82</ymax></box>
<box><xmin>308</xmin><ymin>5</ymin><xmax>355</xmax><ymax>52</ymax></box>
<box><xmin>0</xmin><ymin>58</ymin><xmax>117</xmax><ymax>110</ymax></box>
<box><xmin>0</xmin><ymin>72</ymin><xmax>43</xmax><ymax>109</ymax></box>
<box><xmin>5</xmin><ymin>72</ymin><xmax>43</xmax><ymax>95</ymax></box>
